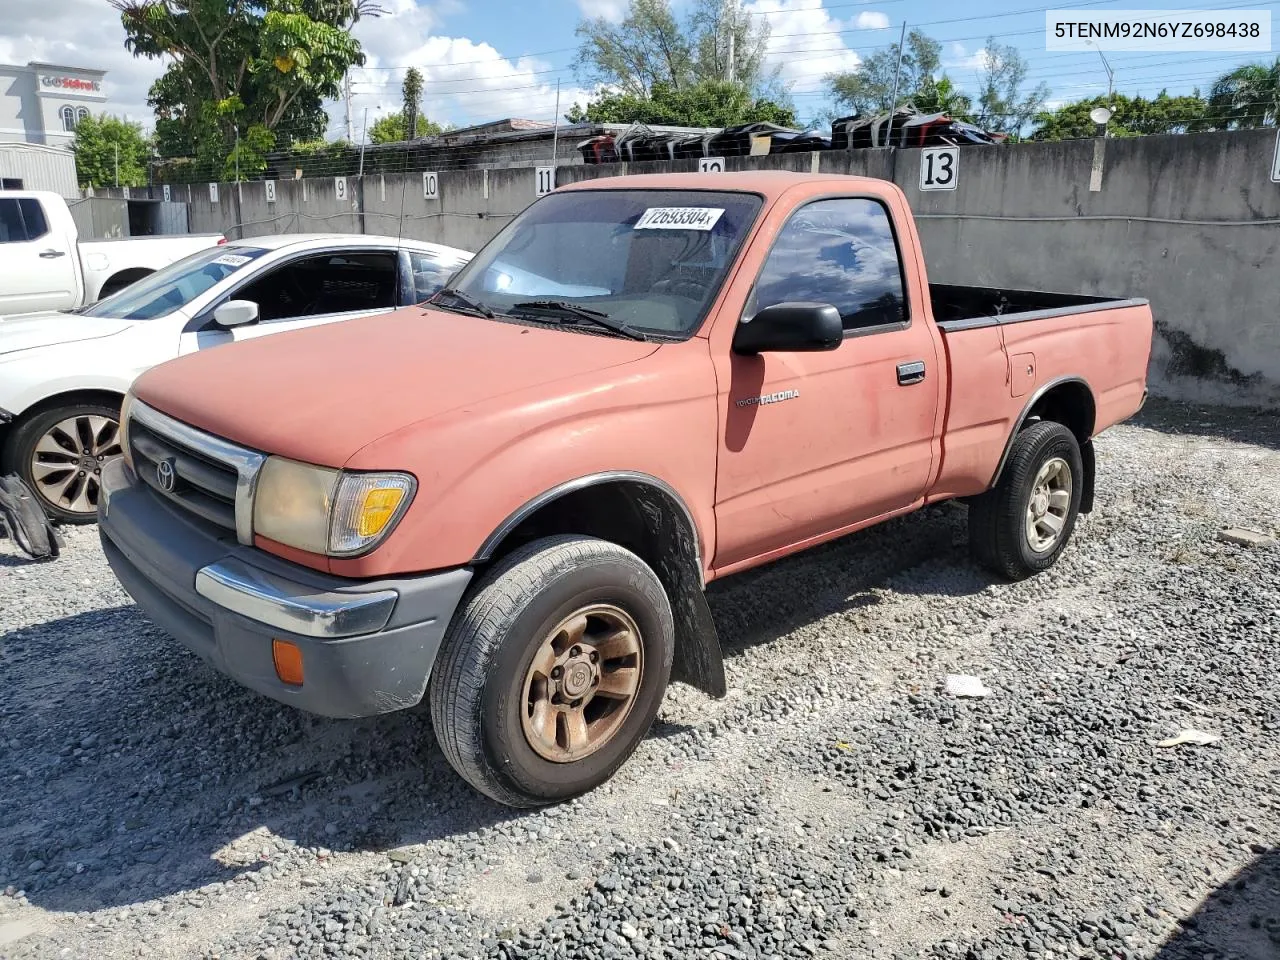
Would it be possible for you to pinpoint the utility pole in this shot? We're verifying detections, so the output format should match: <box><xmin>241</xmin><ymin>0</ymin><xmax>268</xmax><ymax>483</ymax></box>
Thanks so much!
<box><xmin>114</xmin><ymin>142</ymin><xmax>119</xmax><ymax>187</ymax></box>
<box><xmin>886</xmin><ymin>21</ymin><xmax>907</xmax><ymax>147</ymax></box>
<box><xmin>344</xmin><ymin>72</ymin><xmax>354</xmax><ymax>142</ymax></box>
<box><xmin>551</xmin><ymin>79</ymin><xmax>561</xmax><ymax>165</ymax></box>
<box><xmin>358</xmin><ymin>107</ymin><xmax>369</xmax><ymax>178</ymax></box>
<box><xmin>235</xmin><ymin>129</ymin><xmax>240</xmax><ymax>182</ymax></box>
<box><xmin>727</xmin><ymin>0</ymin><xmax>736</xmax><ymax>84</ymax></box>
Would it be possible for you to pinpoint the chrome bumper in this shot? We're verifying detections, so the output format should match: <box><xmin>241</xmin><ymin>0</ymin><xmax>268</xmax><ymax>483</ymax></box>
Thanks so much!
<box><xmin>195</xmin><ymin>558</ymin><xmax>398</xmax><ymax>639</ymax></box>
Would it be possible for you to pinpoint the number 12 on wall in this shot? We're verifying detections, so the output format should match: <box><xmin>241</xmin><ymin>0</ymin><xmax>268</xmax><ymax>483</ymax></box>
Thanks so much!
<box><xmin>920</xmin><ymin>147</ymin><xmax>958</xmax><ymax>191</ymax></box>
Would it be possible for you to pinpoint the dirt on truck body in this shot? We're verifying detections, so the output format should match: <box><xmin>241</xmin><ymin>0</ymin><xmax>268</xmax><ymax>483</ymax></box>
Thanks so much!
<box><xmin>96</xmin><ymin>171</ymin><xmax>1154</xmax><ymax>807</ymax></box>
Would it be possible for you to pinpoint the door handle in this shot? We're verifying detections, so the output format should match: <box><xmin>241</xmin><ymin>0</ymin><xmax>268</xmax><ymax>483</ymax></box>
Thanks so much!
<box><xmin>897</xmin><ymin>360</ymin><xmax>926</xmax><ymax>385</ymax></box>
<box><xmin>39</xmin><ymin>249</ymin><xmax>66</xmax><ymax>259</ymax></box>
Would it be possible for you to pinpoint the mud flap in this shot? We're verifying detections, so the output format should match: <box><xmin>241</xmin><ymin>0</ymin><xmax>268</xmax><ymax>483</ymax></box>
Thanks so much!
<box><xmin>635</xmin><ymin>488</ymin><xmax>728</xmax><ymax>699</ymax></box>
<box><xmin>0</xmin><ymin>475</ymin><xmax>63</xmax><ymax>560</ymax></box>
<box><xmin>1079</xmin><ymin>440</ymin><xmax>1095</xmax><ymax>514</ymax></box>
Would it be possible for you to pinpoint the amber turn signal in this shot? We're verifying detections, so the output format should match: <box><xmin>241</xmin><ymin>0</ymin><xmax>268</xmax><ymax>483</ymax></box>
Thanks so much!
<box><xmin>272</xmin><ymin>639</ymin><xmax>304</xmax><ymax>686</ymax></box>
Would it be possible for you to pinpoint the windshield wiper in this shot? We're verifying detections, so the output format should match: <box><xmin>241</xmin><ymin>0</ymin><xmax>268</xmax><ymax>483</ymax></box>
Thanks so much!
<box><xmin>428</xmin><ymin>287</ymin><xmax>496</xmax><ymax>319</ymax></box>
<box><xmin>510</xmin><ymin>300</ymin><xmax>647</xmax><ymax>341</ymax></box>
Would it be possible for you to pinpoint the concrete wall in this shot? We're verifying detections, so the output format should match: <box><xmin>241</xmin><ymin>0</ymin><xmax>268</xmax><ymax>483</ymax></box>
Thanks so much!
<box><xmin>104</xmin><ymin>129</ymin><xmax>1280</xmax><ymax>404</ymax></box>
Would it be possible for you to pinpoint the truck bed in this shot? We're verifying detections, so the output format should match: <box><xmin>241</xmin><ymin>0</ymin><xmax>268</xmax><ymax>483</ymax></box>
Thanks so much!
<box><xmin>930</xmin><ymin>284</ymin><xmax>1146</xmax><ymax>331</ymax></box>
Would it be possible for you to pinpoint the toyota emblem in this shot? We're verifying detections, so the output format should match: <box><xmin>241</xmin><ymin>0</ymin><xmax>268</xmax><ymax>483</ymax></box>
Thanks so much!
<box><xmin>156</xmin><ymin>458</ymin><xmax>176</xmax><ymax>492</ymax></box>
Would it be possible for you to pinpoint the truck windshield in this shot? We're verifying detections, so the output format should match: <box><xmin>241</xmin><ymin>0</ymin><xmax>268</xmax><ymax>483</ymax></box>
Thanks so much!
<box><xmin>79</xmin><ymin>245</ymin><xmax>269</xmax><ymax>321</ymax></box>
<box><xmin>444</xmin><ymin>189</ymin><xmax>763</xmax><ymax>339</ymax></box>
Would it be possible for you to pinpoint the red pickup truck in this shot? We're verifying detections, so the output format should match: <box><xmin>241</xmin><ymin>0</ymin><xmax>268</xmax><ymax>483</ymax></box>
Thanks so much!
<box><xmin>98</xmin><ymin>172</ymin><xmax>1153</xmax><ymax>807</ymax></box>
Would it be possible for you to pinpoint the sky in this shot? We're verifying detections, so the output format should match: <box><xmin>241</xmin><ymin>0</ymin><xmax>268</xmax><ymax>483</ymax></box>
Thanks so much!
<box><xmin>0</xmin><ymin>0</ymin><xmax>1273</xmax><ymax>139</ymax></box>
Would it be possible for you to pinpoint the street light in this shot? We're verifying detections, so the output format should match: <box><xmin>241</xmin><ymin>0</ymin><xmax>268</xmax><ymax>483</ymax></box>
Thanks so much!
<box><xmin>1085</xmin><ymin>39</ymin><xmax>1115</xmax><ymax>137</ymax></box>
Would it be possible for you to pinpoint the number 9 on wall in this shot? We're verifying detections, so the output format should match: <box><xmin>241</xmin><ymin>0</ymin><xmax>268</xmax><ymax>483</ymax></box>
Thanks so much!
<box><xmin>919</xmin><ymin>147</ymin><xmax>958</xmax><ymax>191</ymax></box>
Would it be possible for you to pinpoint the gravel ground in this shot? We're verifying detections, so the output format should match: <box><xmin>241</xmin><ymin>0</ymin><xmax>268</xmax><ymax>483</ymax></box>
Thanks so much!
<box><xmin>2</xmin><ymin>397</ymin><xmax>1278</xmax><ymax>960</ymax></box>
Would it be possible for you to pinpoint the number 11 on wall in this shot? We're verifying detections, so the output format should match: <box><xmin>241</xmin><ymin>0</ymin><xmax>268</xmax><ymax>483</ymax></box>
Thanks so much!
<box><xmin>920</xmin><ymin>147</ymin><xmax>958</xmax><ymax>191</ymax></box>
<box><xmin>535</xmin><ymin>166</ymin><xmax>555</xmax><ymax>197</ymax></box>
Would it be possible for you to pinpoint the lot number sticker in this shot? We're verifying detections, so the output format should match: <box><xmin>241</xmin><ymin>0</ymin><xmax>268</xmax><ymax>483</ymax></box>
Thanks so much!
<box><xmin>535</xmin><ymin>166</ymin><xmax>555</xmax><ymax>197</ymax></box>
<box><xmin>264</xmin><ymin>180</ymin><xmax>276</xmax><ymax>203</ymax></box>
<box><xmin>1272</xmin><ymin>130</ymin><xmax>1280</xmax><ymax>183</ymax></box>
<box><xmin>423</xmin><ymin>171</ymin><xmax>439</xmax><ymax>200</ymax></box>
<box><xmin>635</xmin><ymin>207</ymin><xmax>725</xmax><ymax>231</ymax></box>
<box><xmin>212</xmin><ymin>254</ymin><xmax>252</xmax><ymax>267</ymax></box>
<box><xmin>699</xmin><ymin>156</ymin><xmax>726</xmax><ymax>173</ymax></box>
<box><xmin>920</xmin><ymin>147</ymin><xmax>958</xmax><ymax>191</ymax></box>
<box><xmin>162</xmin><ymin>184</ymin><xmax>171</xmax><ymax>202</ymax></box>
<box><xmin>335</xmin><ymin>177</ymin><xmax>348</xmax><ymax>201</ymax></box>
<box><xmin>209</xmin><ymin>183</ymin><xmax>219</xmax><ymax>203</ymax></box>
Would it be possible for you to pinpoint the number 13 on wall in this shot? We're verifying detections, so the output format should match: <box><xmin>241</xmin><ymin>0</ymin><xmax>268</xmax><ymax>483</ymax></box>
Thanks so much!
<box><xmin>920</xmin><ymin>147</ymin><xmax>958</xmax><ymax>191</ymax></box>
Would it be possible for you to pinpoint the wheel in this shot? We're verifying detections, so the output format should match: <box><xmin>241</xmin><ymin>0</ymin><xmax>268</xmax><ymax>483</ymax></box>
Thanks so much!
<box><xmin>968</xmin><ymin>420</ymin><xmax>1083</xmax><ymax>581</ymax></box>
<box><xmin>0</xmin><ymin>402</ymin><xmax>122</xmax><ymax>524</ymax></box>
<box><xmin>429</xmin><ymin>535</ymin><xmax>675</xmax><ymax>808</ymax></box>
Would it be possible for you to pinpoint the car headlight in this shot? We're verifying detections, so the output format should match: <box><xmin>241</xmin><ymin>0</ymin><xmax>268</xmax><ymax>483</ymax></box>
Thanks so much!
<box><xmin>119</xmin><ymin>390</ymin><xmax>135</xmax><ymax>471</ymax></box>
<box><xmin>252</xmin><ymin>456</ymin><xmax>416</xmax><ymax>557</ymax></box>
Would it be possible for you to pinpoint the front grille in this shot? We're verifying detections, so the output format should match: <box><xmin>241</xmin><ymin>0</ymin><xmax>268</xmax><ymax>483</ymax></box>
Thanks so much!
<box><xmin>127</xmin><ymin>402</ymin><xmax>264</xmax><ymax>542</ymax></box>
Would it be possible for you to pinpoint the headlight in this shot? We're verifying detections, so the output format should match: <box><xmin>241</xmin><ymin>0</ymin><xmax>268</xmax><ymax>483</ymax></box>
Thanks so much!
<box><xmin>118</xmin><ymin>390</ymin><xmax>135</xmax><ymax>470</ymax></box>
<box><xmin>252</xmin><ymin>456</ymin><xmax>416</xmax><ymax>557</ymax></box>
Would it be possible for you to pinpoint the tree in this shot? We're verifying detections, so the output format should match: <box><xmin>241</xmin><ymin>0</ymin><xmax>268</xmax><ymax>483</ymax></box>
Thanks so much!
<box><xmin>575</xmin><ymin>0</ymin><xmax>776</xmax><ymax>99</ymax></box>
<box><xmin>566</xmin><ymin>79</ymin><xmax>796</xmax><ymax>127</ymax></box>
<box><xmin>368</xmin><ymin>112</ymin><xmax>443</xmax><ymax>143</ymax></box>
<box><xmin>113</xmin><ymin>0</ymin><xmax>378</xmax><ymax>178</ymax></box>
<box><xmin>72</xmin><ymin>114</ymin><xmax>152</xmax><ymax>188</ymax></box>
<box><xmin>1204</xmin><ymin>57</ymin><xmax>1280</xmax><ymax>129</ymax></box>
<box><xmin>1032</xmin><ymin>91</ymin><xmax>1208</xmax><ymax>140</ymax></box>
<box><xmin>975</xmin><ymin>36</ymin><xmax>1048</xmax><ymax>136</ymax></box>
<box><xmin>910</xmin><ymin>75</ymin><xmax>973</xmax><ymax>120</ymax></box>
<box><xmin>402</xmin><ymin>66</ymin><xmax>423</xmax><ymax>142</ymax></box>
<box><xmin>826</xmin><ymin>29</ymin><xmax>942</xmax><ymax>117</ymax></box>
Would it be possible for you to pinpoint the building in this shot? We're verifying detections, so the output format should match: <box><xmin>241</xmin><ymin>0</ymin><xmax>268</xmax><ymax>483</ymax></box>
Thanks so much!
<box><xmin>0</xmin><ymin>142</ymin><xmax>79</xmax><ymax>196</ymax></box>
<box><xmin>0</xmin><ymin>61</ymin><xmax>108</xmax><ymax>147</ymax></box>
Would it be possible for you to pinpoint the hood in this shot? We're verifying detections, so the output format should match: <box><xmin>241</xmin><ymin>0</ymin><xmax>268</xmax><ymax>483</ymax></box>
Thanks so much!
<box><xmin>0</xmin><ymin>312</ymin><xmax>133</xmax><ymax>356</ymax></box>
<box><xmin>133</xmin><ymin>307</ymin><xmax>661</xmax><ymax>467</ymax></box>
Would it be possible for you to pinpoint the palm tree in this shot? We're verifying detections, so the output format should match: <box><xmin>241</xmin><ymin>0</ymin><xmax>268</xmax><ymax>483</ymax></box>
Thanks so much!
<box><xmin>1206</xmin><ymin>57</ymin><xmax>1280</xmax><ymax>129</ymax></box>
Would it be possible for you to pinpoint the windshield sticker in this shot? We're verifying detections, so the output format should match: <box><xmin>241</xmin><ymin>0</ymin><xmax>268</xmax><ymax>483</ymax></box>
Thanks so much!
<box><xmin>634</xmin><ymin>207</ymin><xmax>725</xmax><ymax>231</ymax></box>
<box><xmin>212</xmin><ymin>253</ymin><xmax>252</xmax><ymax>267</ymax></box>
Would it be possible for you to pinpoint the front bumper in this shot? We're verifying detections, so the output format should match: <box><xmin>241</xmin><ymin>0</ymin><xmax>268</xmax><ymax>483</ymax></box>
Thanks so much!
<box><xmin>98</xmin><ymin>458</ymin><xmax>472</xmax><ymax>718</ymax></box>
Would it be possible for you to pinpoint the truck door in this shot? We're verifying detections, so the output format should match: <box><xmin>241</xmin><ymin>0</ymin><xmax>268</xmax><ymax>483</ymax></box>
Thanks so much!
<box><xmin>713</xmin><ymin>196</ymin><xmax>942</xmax><ymax>570</ymax></box>
<box><xmin>0</xmin><ymin>197</ymin><xmax>78</xmax><ymax>314</ymax></box>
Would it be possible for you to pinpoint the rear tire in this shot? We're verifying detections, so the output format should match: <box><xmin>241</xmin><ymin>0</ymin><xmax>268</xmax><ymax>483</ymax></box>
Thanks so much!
<box><xmin>968</xmin><ymin>420</ymin><xmax>1083</xmax><ymax>581</ymax></box>
<box><xmin>1</xmin><ymin>402</ymin><xmax>122</xmax><ymax>524</ymax></box>
<box><xmin>429</xmin><ymin>535</ymin><xmax>674</xmax><ymax>808</ymax></box>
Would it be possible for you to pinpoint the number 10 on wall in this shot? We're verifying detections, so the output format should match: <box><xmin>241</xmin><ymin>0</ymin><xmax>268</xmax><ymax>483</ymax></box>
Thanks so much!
<box><xmin>920</xmin><ymin>147</ymin><xmax>958</xmax><ymax>191</ymax></box>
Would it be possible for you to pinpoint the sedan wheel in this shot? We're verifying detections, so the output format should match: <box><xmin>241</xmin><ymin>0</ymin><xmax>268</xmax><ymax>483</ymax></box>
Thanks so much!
<box><xmin>30</xmin><ymin>414</ymin><xmax>121</xmax><ymax>516</ymax></box>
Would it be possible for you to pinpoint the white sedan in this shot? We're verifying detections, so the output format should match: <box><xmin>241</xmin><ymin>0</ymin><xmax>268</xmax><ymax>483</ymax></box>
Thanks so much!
<box><xmin>0</xmin><ymin>233</ymin><xmax>471</xmax><ymax>523</ymax></box>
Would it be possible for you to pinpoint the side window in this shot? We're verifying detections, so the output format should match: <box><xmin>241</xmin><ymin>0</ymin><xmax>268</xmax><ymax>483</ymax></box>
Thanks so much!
<box><xmin>233</xmin><ymin>251</ymin><xmax>397</xmax><ymax>322</ymax></box>
<box><xmin>76</xmin><ymin>107</ymin><xmax>90</xmax><ymax>124</ymax></box>
<box><xmin>752</xmin><ymin>197</ymin><xmax>908</xmax><ymax>332</ymax></box>
<box><xmin>60</xmin><ymin>106</ymin><xmax>76</xmax><ymax>132</ymax></box>
<box><xmin>18</xmin><ymin>199</ymin><xmax>49</xmax><ymax>241</ymax></box>
<box><xmin>408</xmin><ymin>251</ymin><xmax>458</xmax><ymax>303</ymax></box>
<box><xmin>0</xmin><ymin>199</ymin><xmax>26</xmax><ymax>243</ymax></box>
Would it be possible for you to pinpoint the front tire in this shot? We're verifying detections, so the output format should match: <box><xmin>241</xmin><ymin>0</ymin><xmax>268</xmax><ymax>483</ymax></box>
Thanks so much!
<box><xmin>968</xmin><ymin>420</ymin><xmax>1083</xmax><ymax>581</ymax></box>
<box><xmin>0</xmin><ymin>402</ymin><xmax>123</xmax><ymax>524</ymax></box>
<box><xmin>429</xmin><ymin>535</ymin><xmax>674</xmax><ymax>808</ymax></box>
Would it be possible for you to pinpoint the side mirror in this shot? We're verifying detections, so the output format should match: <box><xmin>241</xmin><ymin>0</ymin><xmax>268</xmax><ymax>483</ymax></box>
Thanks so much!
<box><xmin>213</xmin><ymin>299</ymin><xmax>259</xmax><ymax>328</ymax></box>
<box><xmin>733</xmin><ymin>302</ymin><xmax>843</xmax><ymax>355</ymax></box>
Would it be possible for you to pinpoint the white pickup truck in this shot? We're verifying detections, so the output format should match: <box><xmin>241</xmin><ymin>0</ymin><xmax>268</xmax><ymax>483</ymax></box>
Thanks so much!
<box><xmin>0</xmin><ymin>190</ymin><xmax>226</xmax><ymax>316</ymax></box>
<box><xmin>0</xmin><ymin>233</ymin><xmax>471</xmax><ymax>522</ymax></box>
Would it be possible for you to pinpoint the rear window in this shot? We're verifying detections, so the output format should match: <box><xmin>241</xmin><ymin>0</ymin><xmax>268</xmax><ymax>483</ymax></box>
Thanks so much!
<box><xmin>18</xmin><ymin>199</ymin><xmax>48</xmax><ymax>240</ymax></box>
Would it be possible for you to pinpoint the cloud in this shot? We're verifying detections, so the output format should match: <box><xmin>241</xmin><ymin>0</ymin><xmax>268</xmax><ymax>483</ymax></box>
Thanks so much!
<box><xmin>853</xmin><ymin>11</ymin><xmax>890</xmax><ymax>30</ymax></box>
<box><xmin>0</xmin><ymin>0</ymin><xmax>164</xmax><ymax>130</ymax></box>
<box><xmin>744</xmin><ymin>0</ymin><xmax>888</xmax><ymax>87</ymax></box>
<box><xmin>576</xmin><ymin>0</ymin><xmax>629</xmax><ymax>22</ymax></box>
<box><xmin>344</xmin><ymin>29</ymin><xmax>589</xmax><ymax>133</ymax></box>
<box><xmin>944</xmin><ymin>42</ymin><xmax>991</xmax><ymax>74</ymax></box>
